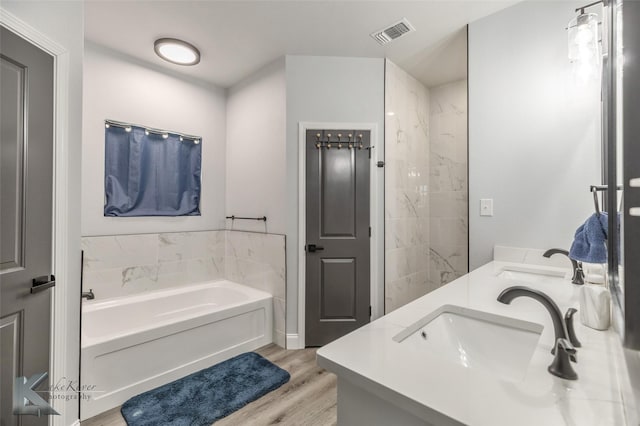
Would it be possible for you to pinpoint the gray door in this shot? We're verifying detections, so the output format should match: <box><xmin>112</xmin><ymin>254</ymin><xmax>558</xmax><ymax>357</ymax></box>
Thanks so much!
<box><xmin>305</xmin><ymin>129</ymin><xmax>370</xmax><ymax>347</ymax></box>
<box><xmin>1</xmin><ymin>26</ymin><xmax>55</xmax><ymax>426</ymax></box>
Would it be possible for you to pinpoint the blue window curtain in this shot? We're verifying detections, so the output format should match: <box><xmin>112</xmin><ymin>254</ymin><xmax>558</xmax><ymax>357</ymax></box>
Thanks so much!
<box><xmin>104</xmin><ymin>124</ymin><xmax>202</xmax><ymax>217</ymax></box>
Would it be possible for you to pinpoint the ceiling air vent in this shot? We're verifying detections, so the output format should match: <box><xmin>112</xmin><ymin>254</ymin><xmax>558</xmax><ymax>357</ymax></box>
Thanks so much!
<box><xmin>370</xmin><ymin>18</ymin><xmax>415</xmax><ymax>46</ymax></box>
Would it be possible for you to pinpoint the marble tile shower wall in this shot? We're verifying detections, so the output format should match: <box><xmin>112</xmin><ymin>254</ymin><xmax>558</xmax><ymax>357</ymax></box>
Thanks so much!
<box><xmin>429</xmin><ymin>80</ymin><xmax>469</xmax><ymax>287</ymax></box>
<box><xmin>81</xmin><ymin>230</ymin><xmax>286</xmax><ymax>348</ymax></box>
<box><xmin>384</xmin><ymin>60</ymin><xmax>431</xmax><ymax>313</ymax></box>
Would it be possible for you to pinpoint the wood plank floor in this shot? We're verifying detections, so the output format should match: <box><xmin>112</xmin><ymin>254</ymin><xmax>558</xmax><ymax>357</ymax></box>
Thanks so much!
<box><xmin>81</xmin><ymin>345</ymin><xmax>337</xmax><ymax>426</ymax></box>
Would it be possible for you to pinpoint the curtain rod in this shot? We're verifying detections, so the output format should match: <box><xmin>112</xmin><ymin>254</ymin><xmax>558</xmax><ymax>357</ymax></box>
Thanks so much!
<box><xmin>105</xmin><ymin>119</ymin><xmax>202</xmax><ymax>142</ymax></box>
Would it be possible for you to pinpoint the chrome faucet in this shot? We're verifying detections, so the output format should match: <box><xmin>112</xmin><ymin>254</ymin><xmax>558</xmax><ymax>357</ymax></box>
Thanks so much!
<box><xmin>81</xmin><ymin>289</ymin><xmax>95</xmax><ymax>300</ymax></box>
<box><xmin>542</xmin><ymin>248</ymin><xmax>584</xmax><ymax>285</ymax></box>
<box><xmin>498</xmin><ymin>285</ymin><xmax>579</xmax><ymax>380</ymax></box>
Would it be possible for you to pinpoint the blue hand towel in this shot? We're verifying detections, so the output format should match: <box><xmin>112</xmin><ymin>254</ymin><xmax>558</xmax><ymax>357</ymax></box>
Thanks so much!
<box><xmin>569</xmin><ymin>213</ymin><xmax>608</xmax><ymax>263</ymax></box>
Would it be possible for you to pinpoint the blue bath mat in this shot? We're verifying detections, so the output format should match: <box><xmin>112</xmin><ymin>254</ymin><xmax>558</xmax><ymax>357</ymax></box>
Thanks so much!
<box><xmin>121</xmin><ymin>352</ymin><xmax>290</xmax><ymax>426</ymax></box>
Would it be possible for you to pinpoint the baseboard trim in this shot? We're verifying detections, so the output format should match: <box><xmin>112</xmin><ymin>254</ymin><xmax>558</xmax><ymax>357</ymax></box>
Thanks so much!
<box><xmin>286</xmin><ymin>333</ymin><xmax>303</xmax><ymax>349</ymax></box>
<box><xmin>274</xmin><ymin>330</ymin><xmax>286</xmax><ymax>349</ymax></box>
<box><xmin>69</xmin><ymin>420</ymin><xmax>81</xmax><ymax>426</ymax></box>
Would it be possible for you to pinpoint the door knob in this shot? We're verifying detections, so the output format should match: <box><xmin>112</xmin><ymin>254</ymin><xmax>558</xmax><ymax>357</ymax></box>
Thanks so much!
<box><xmin>307</xmin><ymin>244</ymin><xmax>325</xmax><ymax>253</ymax></box>
<box><xmin>31</xmin><ymin>275</ymin><xmax>55</xmax><ymax>294</ymax></box>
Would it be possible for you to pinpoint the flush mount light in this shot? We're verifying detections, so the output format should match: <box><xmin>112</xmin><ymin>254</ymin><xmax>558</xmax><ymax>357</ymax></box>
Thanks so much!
<box><xmin>154</xmin><ymin>38</ymin><xmax>201</xmax><ymax>66</ymax></box>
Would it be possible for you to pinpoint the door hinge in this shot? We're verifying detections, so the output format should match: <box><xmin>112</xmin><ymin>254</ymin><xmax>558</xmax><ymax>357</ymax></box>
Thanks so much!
<box><xmin>369</xmin><ymin>226</ymin><xmax>372</xmax><ymax>237</ymax></box>
<box><xmin>376</xmin><ymin>161</ymin><xmax>385</xmax><ymax>168</ymax></box>
<box><xmin>369</xmin><ymin>306</ymin><xmax>372</xmax><ymax>317</ymax></box>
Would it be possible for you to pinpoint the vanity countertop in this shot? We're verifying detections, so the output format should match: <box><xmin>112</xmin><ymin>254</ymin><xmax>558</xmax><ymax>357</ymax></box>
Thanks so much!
<box><xmin>317</xmin><ymin>261</ymin><xmax>633</xmax><ymax>425</ymax></box>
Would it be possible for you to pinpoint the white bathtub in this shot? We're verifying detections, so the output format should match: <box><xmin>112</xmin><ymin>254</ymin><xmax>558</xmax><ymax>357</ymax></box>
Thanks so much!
<box><xmin>80</xmin><ymin>280</ymin><xmax>273</xmax><ymax>420</ymax></box>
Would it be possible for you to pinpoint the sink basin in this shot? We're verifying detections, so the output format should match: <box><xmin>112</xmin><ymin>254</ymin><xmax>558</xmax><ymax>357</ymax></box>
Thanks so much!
<box><xmin>496</xmin><ymin>265</ymin><xmax>567</xmax><ymax>283</ymax></box>
<box><xmin>393</xmin><ymin>305</ymin><xmax>543</xmax><ymax>381</ymax></box>
<box><xmin>497</xmin><ymin>270</ymin><xmax>565</xmax><ymax>283</ymax></box>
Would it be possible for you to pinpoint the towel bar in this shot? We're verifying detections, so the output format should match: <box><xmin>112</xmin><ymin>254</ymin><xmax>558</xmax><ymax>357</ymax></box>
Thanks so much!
<box><xmin>226</xmin><ymin>215</ymin><xmax>267</xmax><ymax>222</ymax></box>
<box><xmin>590</xmin><ymin>185</ymin><xmax>623</xmax><ymax>217</ymax></box>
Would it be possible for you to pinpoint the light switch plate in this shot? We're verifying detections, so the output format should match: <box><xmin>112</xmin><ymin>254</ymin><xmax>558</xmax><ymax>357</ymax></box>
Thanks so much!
<box><xmin>480</xmin><ymin>199</ymin><xmax>493</xmax><ymax>216</ymax></box>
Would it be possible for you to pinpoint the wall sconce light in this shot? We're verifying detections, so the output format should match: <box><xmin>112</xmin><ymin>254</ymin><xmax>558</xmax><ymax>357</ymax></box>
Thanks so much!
<box><xmin>567</xmin><ymin>1</ymin><xmax>603</xmax><ymax>82</ymax></box>
<box><xmin>154</xmin><ymin>38</ymin><xmax>201</xmax><ymax>66</ymax></box>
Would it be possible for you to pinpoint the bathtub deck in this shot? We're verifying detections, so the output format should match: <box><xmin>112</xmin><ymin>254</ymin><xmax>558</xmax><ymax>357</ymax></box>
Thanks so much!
<box><xmin>80</xmin><ymin>344</ymin><xmax>337</xmax><ymax>426</ymax></box>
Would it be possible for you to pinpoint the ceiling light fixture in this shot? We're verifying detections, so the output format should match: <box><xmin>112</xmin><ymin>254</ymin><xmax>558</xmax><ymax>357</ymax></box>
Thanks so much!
<box><xmin>154</xmin><ymin>38</ymin><xmax>201</xmax><ymax>66</ymax></box>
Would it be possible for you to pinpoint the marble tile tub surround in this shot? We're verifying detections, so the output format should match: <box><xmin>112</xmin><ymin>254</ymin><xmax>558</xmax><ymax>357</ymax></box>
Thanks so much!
<box><xmin>385</xmin><ymin>59</ymin><xmax>431</xmax><ymax>314</ymax></box>
<box><xmin>225</xmin><ymin>231</ymin><xmax>286</xmax><ymax>347</ymax></box>
<box><xmin>81</xmin><ymin>230</ymin><xmax>286</xmax><ymax>347</ymax></box>
<box><xmin>428</xmin><ymin>80</ymin><xmax>469</xmax><ymax>289</ymax></box>
<box><xmin>82</xmin><ymin>231</ymin><xmax>226</xmax><ymax>299</ymax></box>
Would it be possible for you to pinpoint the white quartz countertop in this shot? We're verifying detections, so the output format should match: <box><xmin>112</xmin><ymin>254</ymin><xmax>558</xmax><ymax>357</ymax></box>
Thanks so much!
<box><xmin>317</xmin><ymin>261</ymin><xmax>631</xmax><ymax>425</ymax></box>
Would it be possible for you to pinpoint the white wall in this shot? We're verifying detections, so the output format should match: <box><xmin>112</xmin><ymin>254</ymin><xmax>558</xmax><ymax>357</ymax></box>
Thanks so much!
<box><xmin>226</xmin><ymin>58</ymin><xmax>286</xmax><ymax>234</ymax></box>
<box><xmin>285</xmin><ymin>55</ymin><xmax>385</xmax><ymax>334</ymax></box>
<box><xmin>1</xmin><ymin>2</ymin><xmax>83</xmax><ymax>425</ymax></box>
<box><xmin>82</xmin><ymin>43</ymin><xmax>227</xmax><ymax>236</ymax></box>
<box><xmin>468</xmin><ymin>0</ymin><xmax>602</xmax><ymax>270</ymax></box>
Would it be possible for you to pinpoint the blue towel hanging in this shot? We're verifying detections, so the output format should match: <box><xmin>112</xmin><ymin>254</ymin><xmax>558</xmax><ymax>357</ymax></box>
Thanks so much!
<box><xmin>569</xmin><ymin>213</ymin><xmax>608</xmax><ymax>263</ymax></box>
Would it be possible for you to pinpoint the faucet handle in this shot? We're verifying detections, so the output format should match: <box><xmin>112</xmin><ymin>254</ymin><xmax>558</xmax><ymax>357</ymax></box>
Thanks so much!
<box><xmin>556</xmin><ymin>338</ymin><xmax>577</xmax><ymax>359</ymax></box>
<box><xmin>548</xmin><ymin>338</ymin><xmax>578</xmax><ymax>380</ymax></box>
<box><xmin>572</xmin><ymin>262</ymin><xmax>585</xmax><ymax>285</ymax></box>
<box><xmin>564</xmin><ymin>308</ymin><xmax>582</xmax><ymax>348</ymax></box>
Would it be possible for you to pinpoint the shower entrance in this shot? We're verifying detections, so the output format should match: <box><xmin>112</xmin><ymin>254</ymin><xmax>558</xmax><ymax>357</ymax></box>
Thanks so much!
<box><xmin>304</xmin><ymin>129</ymin><xmax>371</xmax><ymax>347</ymax></box>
